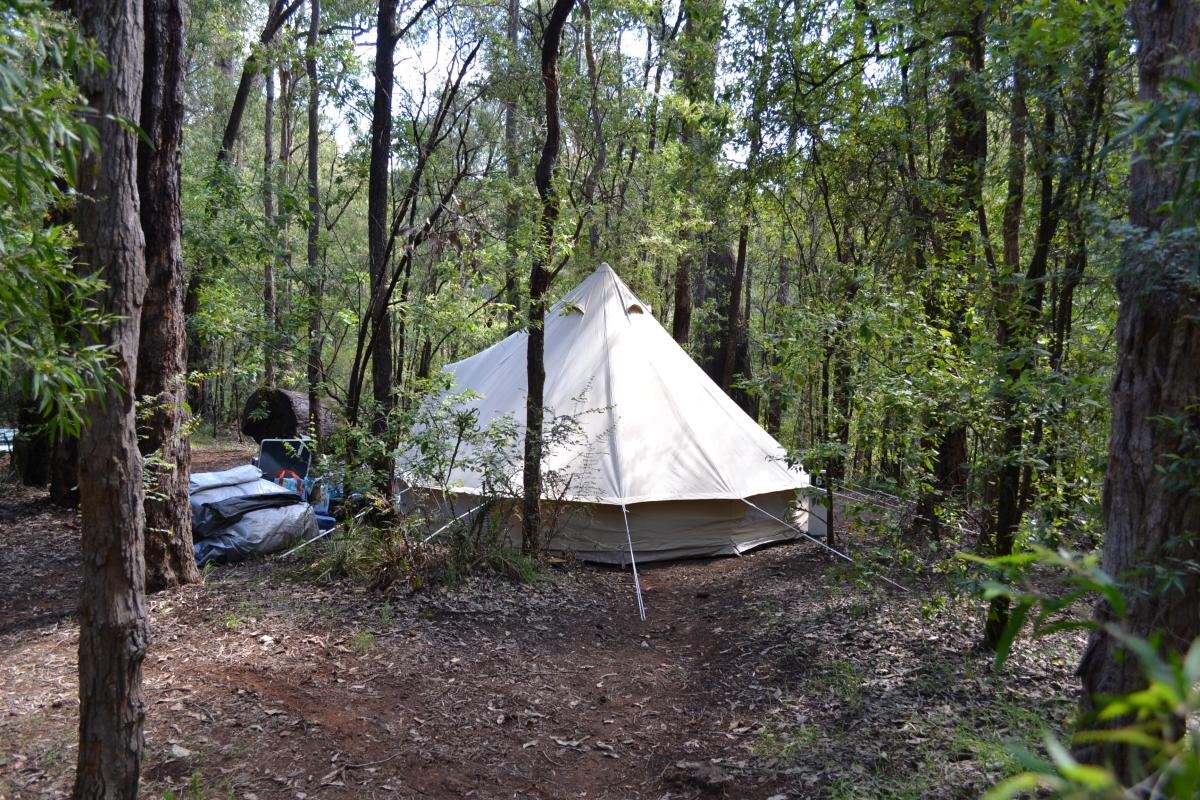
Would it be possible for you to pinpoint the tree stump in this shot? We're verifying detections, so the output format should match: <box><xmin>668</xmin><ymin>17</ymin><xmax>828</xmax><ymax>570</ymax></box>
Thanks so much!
<box><xmin>241</xmin><ymin>387</ymin><xmax>331</xmax><ymax>442</ymax></box>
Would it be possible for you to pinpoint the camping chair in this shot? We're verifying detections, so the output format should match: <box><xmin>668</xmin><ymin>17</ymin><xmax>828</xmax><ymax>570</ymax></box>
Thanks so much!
<box><xmin>256</xmin><ymin>438</ymin><xmax>312</xmax><ymax>494</ymax></box>
<box><xmin>255</xmin><ymin>438</ymin><xmax>339</xmax><ymax>530</ymax></box>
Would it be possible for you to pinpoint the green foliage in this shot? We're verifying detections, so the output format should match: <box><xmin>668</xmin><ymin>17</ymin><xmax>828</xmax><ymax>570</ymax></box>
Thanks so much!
<box><xmin>301</xmin><ymin>383</ymin><xmax>594</xmax><ymax>591</ymax></box>
<box><xmin>0</xmin><ymin>0</ymin><xmax>113</xmax><ymax>437</ymax></box>
<box><xmin>969</xmin><ymin>545</ymin><xmax>1200</xmax><ymax>798</ymax></box>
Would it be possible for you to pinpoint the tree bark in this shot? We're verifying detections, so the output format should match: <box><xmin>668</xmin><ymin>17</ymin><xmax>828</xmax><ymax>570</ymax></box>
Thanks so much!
<box><xmin>1075</xmin><ymin>0</ymin><xmax>1200</xmax><ymax>778</ymax></box>
<box><xmin>522</xmin><ymin>0</ymin><xmax>576</xmax><ymax>553</ymax></box>
<box><xmin>138</xmin><ymin>0</ymin><xmax>199</xmax><ymax>593</ymax></box>
<box><xmin>71</xmin><ymin>0</ymin><xmax>150</xmax><ymax>795</ymax></box>
<box><xmin>367</xmin><ymin>0</ymin><xmax>397</xmax><ymax>433</ymax></box>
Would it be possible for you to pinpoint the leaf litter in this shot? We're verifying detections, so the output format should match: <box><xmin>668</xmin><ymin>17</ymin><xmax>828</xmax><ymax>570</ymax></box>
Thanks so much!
<box><xmin>0</xmin><ymin>448</ymin><xmax>1085</xmax><ymax>799</ymax></box>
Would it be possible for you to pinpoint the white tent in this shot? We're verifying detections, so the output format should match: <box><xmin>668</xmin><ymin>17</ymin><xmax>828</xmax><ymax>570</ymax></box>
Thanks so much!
<box><xmin>424</xmin><ymin>263</ymin><xmax>823</xmax><ymax>563</ymax></box>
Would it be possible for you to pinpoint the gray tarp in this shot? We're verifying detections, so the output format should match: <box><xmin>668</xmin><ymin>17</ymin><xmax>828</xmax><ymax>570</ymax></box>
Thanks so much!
<box><xmin>190</xmin><ymin>466</ymin><xmax>317</xmax><ymax>566</ymax></box>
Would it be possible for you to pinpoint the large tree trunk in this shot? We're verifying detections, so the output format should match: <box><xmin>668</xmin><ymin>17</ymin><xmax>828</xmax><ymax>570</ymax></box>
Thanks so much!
<box><xmin>522</xmin><ymin>0</ymin><xmax>576</xmax><ymax>553</ymax></box>
<box><xmin>1075</xmin><ymin>0</ymin><xmax>1200</xmax><ymax>778</ymax></box>
<box><xmin>138</xmin><ymin>0</ymin><xmax>199</xmax><ymax>593</ymax></box>
<box><xmin>367</xmin><ymin>0</ymin><xmax>397</xmax><ymax>433</ymax></box>
<box><xmin>71</xmin><ymin>0</ymin><xmax>150</xmax><ymax>795</ymax></box>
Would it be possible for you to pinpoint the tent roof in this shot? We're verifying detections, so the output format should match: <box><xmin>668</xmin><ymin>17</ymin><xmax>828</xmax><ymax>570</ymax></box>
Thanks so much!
<box><xmin>435</xmin><ymin>263</ymin><xmax>808</xmax><ymax>505</ymax></box>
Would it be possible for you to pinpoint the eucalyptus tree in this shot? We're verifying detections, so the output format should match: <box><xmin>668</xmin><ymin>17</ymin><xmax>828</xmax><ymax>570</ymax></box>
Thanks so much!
<box><xmin>522</xmin><ymin>0</ymin><xmax>577</xmax><ymax>552</ymax></box>
<box><xmin>1076</xmin><ymin>0</ymin><xmax>1200</xmax><ymax>777</ymax></box>
<box><xmin>139</xmin><ymin>0</ymin><xmax>200</xmax><ymax>591</ymax></box>
<box><xmin>71</xmin><ymin>0</ymin><xmax>150</xmax><ymax>793</ymax></box>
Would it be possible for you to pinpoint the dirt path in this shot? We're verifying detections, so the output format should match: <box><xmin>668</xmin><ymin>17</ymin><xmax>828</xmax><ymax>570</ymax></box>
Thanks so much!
<box><xmin>1</xmin><ymin>448</ymin><xmax>1084</xmax><ymax>799</ymax></box>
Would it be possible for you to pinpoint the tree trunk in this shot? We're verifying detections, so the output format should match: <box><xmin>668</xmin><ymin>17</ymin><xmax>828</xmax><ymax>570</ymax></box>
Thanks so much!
<box><xmin>263</xmin><ymin>37</ymin><xmax>277</xmax><ymax>388</ymax></box>
<box><xmin>671</xmin><ymin>245</ymin><xmax>693</xmax><ymax>344</ymax></box>
<box><xmin>138</xmin><ymin>0</ymin><xmax>199</xmax><ymax>593</ymax></box>
<box><xmin>71</xmin><ymin>0</ymin><xmax>150</xmax><ymax>795</ymax></box>
<box><xmin>580</xmin><ymin>0</ymin><xmax>607</xmax><ymax>261</ymax></box>
<box><xmin>305</xmin><ymin>0</ymin><xmax>323</xmax><ymax>440</ymax></box>
<box><xmin>502</xmin><ymin>0</ymin><xmax>521</xmax><ymax>328</ymax></box>
<box><xmin>522</xmin><ymin>0</ymin><xmax>576</xmax><ymax>553</ymax></box>
<box><xmin>983</xmin><ymin>55</ymin><xmax>1028</xmax><ymax>650</ymax></box>
<box><xmin>367</xmin><ymin>0</ymin><xmax>397</xmax><ymax>433</ymax></box>
<box><xmin>1075</xmin><ymin>0</ymin><xmax>1200</xmax><ymax>778</ymax></box>
<box><xmin>216</xmin><ymin>0</ymin><xmax>303</xmax><ymax>165</ymax></box>
<box><xmin>765</xmin><ymin>253</ymin><xmax>789</xmax><ymax>436</ymax></box>
<box><xmin>670</xmin><ymin>0</ymin><xmax>723</xmax><ymax>347</ymax></box>
<box><xmin>185</xmin><ymin>0</ymin><xmax>303</xmax><ymax>418</ymax></box>
<box><xmin>721</xmin><ymin>221</ymin><xmax>749</xmax><ymax>393</ymax></box>
<box><xmin>915</xmin><ymin>9</ymin><xmax>986</xmax><ymax>534</ymax></box>
<box><xmin>13</xmin><ymin>400</ymin><xmax>51</xmax><ymax>486</ymax></box>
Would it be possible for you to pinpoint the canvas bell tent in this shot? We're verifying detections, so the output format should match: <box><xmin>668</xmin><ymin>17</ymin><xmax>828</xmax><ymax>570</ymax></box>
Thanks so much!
<box><xmin>410</xmin><ymin>263</ymin><xmax>824</xmax><ymax>563</ymax></box>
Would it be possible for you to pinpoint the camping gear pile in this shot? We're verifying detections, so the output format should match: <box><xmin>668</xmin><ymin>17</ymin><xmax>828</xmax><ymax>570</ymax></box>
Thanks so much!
<box><xmin>189</xmin><ymin>439</ymin><xmax>339</xmax><ymax>566</ymax></box>
<box><xmin>407</xmin><ymin>263</ymin><xmax>824</xmax><ymax>564</ymax></box>
<box><xmin>189</xmin><ymin>464</ymin><xmax>317</xmax><ymax>566</ymax></box>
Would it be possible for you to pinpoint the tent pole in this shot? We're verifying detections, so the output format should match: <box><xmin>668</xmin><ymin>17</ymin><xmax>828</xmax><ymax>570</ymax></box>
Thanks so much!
<box><xmin>621</xmin><ymin>503</ymin><xmax>646</xmax><ymax>621</ymax></box>
<box><xmin>742</xmin><ymin>498</ymin><xmax>908</xmax><ymax>593</ymax></box>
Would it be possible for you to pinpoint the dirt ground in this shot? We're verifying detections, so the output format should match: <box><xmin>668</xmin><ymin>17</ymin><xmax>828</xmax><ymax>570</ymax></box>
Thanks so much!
<box><xmin>1</xmin><ymin>444</ymin><xmax>1084</xmax><ymax>799</ymax></box>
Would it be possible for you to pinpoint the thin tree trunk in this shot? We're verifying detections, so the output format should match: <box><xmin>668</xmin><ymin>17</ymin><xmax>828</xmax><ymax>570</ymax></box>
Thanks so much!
<box><xmin>139</xmin><ymin>0</ymin><xmax>199</xmax><ymax>593</ymax></box>
<box><xmin>982</xmin><ymin>54</ymin><xmax>1028</xmax><ymax>650</ymax></box>
<box><xmin>368</xmin><ymin>0</ymin><xmax>397</xmax><ymax>432</ymax></box>
<box><xmin>185</xmin><ymin>0</ymin><xmax>303</xmax><ymax>417</ymax></box>
<box><xmin>216</xmin><ymin>0</ymin><xmax>303</xmax><ymax>165</ymax></box>
<box><xmin>580</xmin><ymin>0</ymin><xmax>607</xmax><ymax>261</ymax></box>
<box><xmin>670</xmin><ymin>0</ymin><xmax>723</xmax><ymax>346</ymax></box>
<box><xmin>1075</xmin><ymin>0</ymin><xmax>1200</xmax><ymax>777</ymax></box>
<box><xmin>915</xmin><ymin>9</ymin><xmax>986</xmax><ymax>534</ymax></box>
<box><xmin>278</xmin><ymin>64</ymin><xmax>293</xmax><ymax>335</ymax></box>
<box><xmin>263</xmin><ymin>41</ymin><xmax>277</xmax><ymax>388</ymax></box>
<box><xmin>672</xmin><ymin>245</ymin><xmax>693</xmax><ymax>344</ymax></box>
<box><xmin>71</xmin><ymin>0</ymin><xmax>149</xmax><ymax>794</ymax></box>
<box><xmin>721</xmin><ymin>221</ymin><xmax>749</xmax><ymax>392</ymax></box>
<box><xmin>522</xmin><ymin>0</ymin><xmax>576</xmax><ymax>553</ymax></box>
<box><xmin>305</xmin><ymin>0</ymin><xmax>322</xmax><ymax>440</ymax></box>
<box><xmin>765</xmin><ymin>253</ymin><xmax>789</xmax><ymax>436</ymax></box>
<box><xmin>502</xmin><ymin>0</ymin><xmax>521</xmax><ymax>328</ymax></box>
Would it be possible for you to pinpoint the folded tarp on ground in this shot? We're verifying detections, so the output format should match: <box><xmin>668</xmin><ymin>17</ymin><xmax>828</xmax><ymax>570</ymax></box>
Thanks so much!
<box><xmin>189</xmin><ymin>465</ymin><xmax>317</xmax><ymax>566</ymax></box>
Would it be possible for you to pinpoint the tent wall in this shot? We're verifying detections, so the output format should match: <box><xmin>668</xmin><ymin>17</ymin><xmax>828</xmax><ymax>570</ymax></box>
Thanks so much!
<box><xmin>548</xmin><ymin>489</ymin><xmax>813</xmax><ymax>563</ymax></box>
